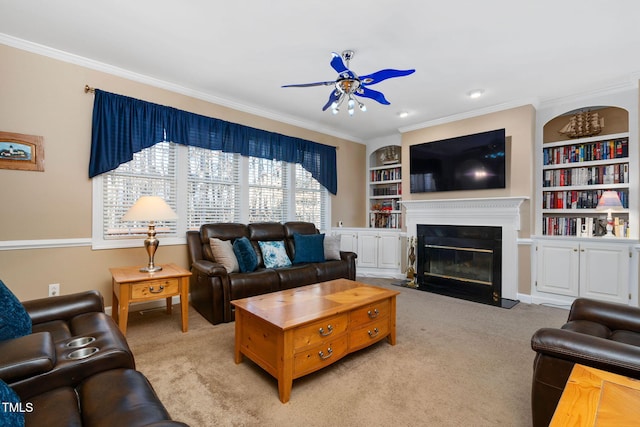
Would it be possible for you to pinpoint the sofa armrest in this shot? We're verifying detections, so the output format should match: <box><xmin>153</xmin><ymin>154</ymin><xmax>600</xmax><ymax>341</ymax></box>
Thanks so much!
<box><xmin>340</xmin><ymin>251</ymin><xmax>357</xmax><ymax>262</ymax></box>
<box><xmin>23</xmin><ymin>290</ymin><xmax>105</xmax><ymax>325</ymax></box>
<box><xmin>0</xmin><ymin>332</ymin><xmax>55</xmax><ymax>383</ymax></box>
<box><xmin>531</xmin><ymin>327</ymin><xmax>640</xmax><ymax>378</ymax></box>
<box><xmin>191</xmin><ymin>259</ymin><xmax>228</xmax><ymax>277</ymax></box>
<box><xmin>567</xmin><ymin>298</ymin><xmax>640</xmax><ymax>332</ymax></box>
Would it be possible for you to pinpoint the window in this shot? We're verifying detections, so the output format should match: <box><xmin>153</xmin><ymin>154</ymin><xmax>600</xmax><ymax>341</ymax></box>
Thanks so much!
<box><xmin>93</xmin><ymin>144</ymin><xmax>329</xmax><ymax>249</ymax></box>
<box><xmin>100</xmin><ymin>141</ymin><xmax>178</xmax><ymax>241</ymax></box>
<box><xmin>295</xmin><ymin>164</ymin><xmax>327</xmax><ymax>227</ymax></box>
<box><xmin>187</xmin><ymin>147</ymin><xmax>240</xmax><ymax>228</ymax></box>
<box><xmin>248</xmin><ymin>156</ymin><xmax>287</xmax><ymax>223</ymax></box>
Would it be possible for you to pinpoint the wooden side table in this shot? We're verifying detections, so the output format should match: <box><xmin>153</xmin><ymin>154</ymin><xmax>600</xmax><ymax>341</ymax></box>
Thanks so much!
<box><xmin>550</xmin><ymin>364</ymin><xmax>640</xmax><ymax>425</ymax></box>
<box><xmin>109</xmin><ymin>263</ymin><xmax>191</xmax><ymax>335</ymax></box>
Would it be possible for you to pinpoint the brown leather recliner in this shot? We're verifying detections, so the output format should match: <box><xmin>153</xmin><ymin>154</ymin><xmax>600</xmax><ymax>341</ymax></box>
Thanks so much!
<box><xmin>187</xmin><ymin>221</ymin><xmax>357</xmax><ymax>325</ymax></box>
<box><xmin>530</xmin><ymin>298</ymin><xmax>640</xmax><ymax>427</ymax></box>
<box><xmin>1</xmin><ymin>290</ymin><xmax>135</xmax><ymax>398</ymax></box>
<box><xmin>0</xmin><ymin>290</ymin><xmax>186</xmax><ymax>426</ymax></box>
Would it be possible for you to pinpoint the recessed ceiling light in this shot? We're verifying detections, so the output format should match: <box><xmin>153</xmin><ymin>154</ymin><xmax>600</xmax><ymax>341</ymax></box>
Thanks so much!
<box><xmin>398</xmin><ymin>111</ymin><xmax>409</xmax><ymax>118</ymax></box>
<box><xmin>468</xmin><ymin>89</ymin><xmax>484</xmax><ymax>99</ymax></box>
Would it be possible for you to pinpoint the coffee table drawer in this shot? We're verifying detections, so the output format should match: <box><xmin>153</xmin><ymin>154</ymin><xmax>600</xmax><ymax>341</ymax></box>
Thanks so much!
<box><xmin>349</xmin><ymin>317</ymin><xmax>390</xmax><ymax>350</ymax></box>
<box><xmin>293</xmin><ymin>313</ymin><xmax>348</xmax><ymax>351</ymax></box>
<box><xmin>294</xmin><ymin>333</ymin><xmax>348</xmax><ymax>377</ymax></box>
<box><xmin>131</xmin><ymin>278</ymin><xmax>179</xmax><ymax>299</ymax></box>
<box><xmin>350</xmin><ymin>299</ymin><xmax>390</xmax><ymax>328</ymax></box>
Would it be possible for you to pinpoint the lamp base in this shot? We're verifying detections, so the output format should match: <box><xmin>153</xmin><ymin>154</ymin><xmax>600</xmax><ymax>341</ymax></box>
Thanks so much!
<box><xmin>139</xmin><ymin>265</ymin><xmax>163</xmax><ymax>273</ymax></box>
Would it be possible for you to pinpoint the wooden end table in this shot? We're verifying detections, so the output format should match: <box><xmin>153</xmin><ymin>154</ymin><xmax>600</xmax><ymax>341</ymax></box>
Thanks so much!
<box><xmin>550</xmin><ymin>364</ymin><xmax>640</xmax><ymax>425</ymax></box>
<box><xmin>109</xmin><ymin>263</ymin><xmax>191</xmax><ymax>335</ymax></box>
<box><xmin>231</xmin><ymin>278</ymin><xmax>400</xmax><ymax>403</ymax></box>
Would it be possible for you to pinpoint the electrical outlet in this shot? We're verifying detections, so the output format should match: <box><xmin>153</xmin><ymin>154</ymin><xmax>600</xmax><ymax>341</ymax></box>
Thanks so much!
<box><xmin>48</xmin><ymin>283</ymin><xmax>60</xmax><ymax>297</ymax></box>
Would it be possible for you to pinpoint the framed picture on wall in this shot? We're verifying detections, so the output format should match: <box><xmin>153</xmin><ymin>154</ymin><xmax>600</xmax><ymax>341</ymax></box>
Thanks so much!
<box><xmin>0</xmin><ymin>131</ymin><xmax>44</xmax><ymax>172</ymax></box>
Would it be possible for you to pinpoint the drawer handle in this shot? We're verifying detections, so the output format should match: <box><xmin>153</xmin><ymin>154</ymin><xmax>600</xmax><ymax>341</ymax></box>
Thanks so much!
<box><xmin>368</xmin><ymin>328</ymin><xmax>380</xmax><ymax>338</ymax></box>
<box><xmin>368</xmin><ymin>308</ymin><xmax>379</xmax><ymax>319</ymax></box>
<box><xmin>318</xmin><ymin>325</ymin><xmax>333</xmax><ymax>337</ymax></box>
<box><xmin>149</xmin><ymin>285</ymin><xmax>165</xmax><ymax>294</ymax></box>
<box><xmin>318</xmin><ymin>347</ymin><xmax>333</xmax><ymax>360</ymax></box>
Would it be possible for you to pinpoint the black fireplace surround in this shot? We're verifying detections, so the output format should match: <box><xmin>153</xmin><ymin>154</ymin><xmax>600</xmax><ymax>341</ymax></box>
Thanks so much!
<box><xmin>416</xmin><ymin>224</ymin><xmax>518</xmax><ymax>308</ymax></box>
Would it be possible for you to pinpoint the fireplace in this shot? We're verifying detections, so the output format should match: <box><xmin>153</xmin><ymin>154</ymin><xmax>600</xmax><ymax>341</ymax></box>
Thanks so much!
<box><xmin>402</xmin><ymin>197</ymin><xmax>527</xmax><ymax>304</ymax></box>
<box><xmin>416</xmin><ymin>224</ymin><xmax>518</xmax><ymax>308</ymax></box>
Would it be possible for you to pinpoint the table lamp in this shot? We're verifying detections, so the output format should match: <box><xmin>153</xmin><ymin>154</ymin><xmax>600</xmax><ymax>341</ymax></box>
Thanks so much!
<box><xmin>122</xmin><ymin>196</ymin><xmax>178</xmax><ymax>272</ymax></box>
<box><xmin>596</xmin><ymin>191</ymin><xmax>623</xmax><ymax>237</ymax></box>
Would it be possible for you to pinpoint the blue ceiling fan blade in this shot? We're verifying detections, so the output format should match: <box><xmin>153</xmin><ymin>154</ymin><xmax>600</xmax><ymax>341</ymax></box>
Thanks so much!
<box><xmin>330</xmin><ymin>52</ymin><xmax>349</xmax><ymax>74</ymax></box>
<box><xmin>356</xmin><ymin>87</ymin><xmax>391</xmax><ymax>105</ymax></box>
<box><xmin>359</xmin><ymin>69</ymin><xmax>415</xmax><ymax>85</ymax></box>
<box><xmin>322</xmin><ymin>90</ymin><xmax>341</xmax><ymax>111</ymax></box>
<box><xmin>282</xmin><ymin>81</ymin><xmax>335</xmax><ymax>88</ymax></box>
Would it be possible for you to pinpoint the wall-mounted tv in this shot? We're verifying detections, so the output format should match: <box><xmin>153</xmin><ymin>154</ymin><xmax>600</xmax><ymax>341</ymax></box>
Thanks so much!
<box><xmin>410</xmin><ymin>129</ymin><xmax>506</xmax><ymax>193</ymax></box>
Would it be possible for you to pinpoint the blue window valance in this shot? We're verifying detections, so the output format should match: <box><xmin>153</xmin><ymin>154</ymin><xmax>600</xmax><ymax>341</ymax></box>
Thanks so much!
<box><xmin>89</xmin><ymin>89</ymin><xmax>337</xmax><ymax>194</ymax></box>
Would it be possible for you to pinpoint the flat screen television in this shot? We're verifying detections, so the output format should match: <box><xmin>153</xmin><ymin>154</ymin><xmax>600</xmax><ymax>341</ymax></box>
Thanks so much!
<box><xmin>410</xmin><ymin>129</ymin><xmax>506</xmax><ymax>193</ymax></box>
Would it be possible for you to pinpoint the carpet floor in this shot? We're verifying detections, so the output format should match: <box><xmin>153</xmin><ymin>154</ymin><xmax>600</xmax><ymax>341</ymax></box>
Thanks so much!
<box><xmin>124</xmin><ymin>278</ymin><xmax>568</xmax><ymax>426</ymax></box>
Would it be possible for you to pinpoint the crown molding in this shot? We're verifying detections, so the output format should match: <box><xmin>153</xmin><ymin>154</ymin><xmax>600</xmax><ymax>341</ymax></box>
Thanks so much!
<box><xmin>397</xmin><ymin>98</ymin><xmax>540</xmax><ymax>134</ymax></box>
<box><xmin>0</xmin><ymin>33</ymin><xmax>363</xmax><ymax>144</ymax></box>
<box><xmin>538</xmin><ymin>77</ymin><xmax>639</xmax><ymax>110</ymax></box>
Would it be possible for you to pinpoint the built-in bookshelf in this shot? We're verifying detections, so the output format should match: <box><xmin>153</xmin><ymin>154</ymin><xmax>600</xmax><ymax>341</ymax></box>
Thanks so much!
<box><xmin>542</xmin><ymin>129</ymin><xmax>630</xmax><ymax>237</ymax></box>
<box><xmin>369</xmin><ymin>146</ymin><xmax>402</xmax><ymax>229</ymax></box>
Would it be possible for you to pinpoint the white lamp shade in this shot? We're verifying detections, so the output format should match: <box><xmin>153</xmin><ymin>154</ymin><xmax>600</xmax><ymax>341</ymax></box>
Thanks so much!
<box><xmin>596</xmin><ymin>191</ymin><xmax>623</xmax><ymax>210</ymax></box>
<box><xmin>122</xmin><ymin>196</ymin><xmax>178</xmax><ymax>221</ymax></box>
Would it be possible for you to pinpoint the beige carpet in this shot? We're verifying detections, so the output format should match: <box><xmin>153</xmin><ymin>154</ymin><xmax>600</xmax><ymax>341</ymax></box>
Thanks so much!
<box><xmin>124</xmin><ymin>278</ymin><xmax>568</xmax><ymax>426</ymax></box>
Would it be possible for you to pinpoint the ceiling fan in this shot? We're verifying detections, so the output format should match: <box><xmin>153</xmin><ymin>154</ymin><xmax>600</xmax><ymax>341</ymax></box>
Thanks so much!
<box><xmin>282</xmin><ymin>50</ymin><xmax>415</xmax><ymax>115</ymax></box>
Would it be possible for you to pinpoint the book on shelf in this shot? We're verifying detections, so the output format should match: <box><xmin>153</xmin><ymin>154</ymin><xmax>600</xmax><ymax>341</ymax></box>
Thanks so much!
<box><xmin>543</xmin><ymin>216</ymin><xmax>629</xmax><ymax>237</ymax></box>
<box><xmin>543</xmin><ymin>137</ymin><xmax>628</xmax><ymax>166</ymax></box>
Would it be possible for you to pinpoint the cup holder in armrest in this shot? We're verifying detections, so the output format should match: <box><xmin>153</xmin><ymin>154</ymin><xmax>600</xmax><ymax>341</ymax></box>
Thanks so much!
<box><xmin>67</xmin><ymin>347</ymin><xmax>99</xmax><ymax>360</ymax></box>
<box><xmin>66</xmin><ymin>336</ymin><xmax>96</xmax><ymax>348</ymax></box>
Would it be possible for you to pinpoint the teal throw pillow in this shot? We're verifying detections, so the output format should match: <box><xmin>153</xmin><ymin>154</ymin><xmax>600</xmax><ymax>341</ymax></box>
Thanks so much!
<box><xmin>0</xmin><ymin>280</ymin><xmax>31</xmax><ymax>342</ymax></box>
<box><xmin>233</xmin><ymin>237</ymin><xmax>258</xmax><ymax>273</ymax></box>
<box><xmin>292</xmin><ymin>233</ymin><xmax>326</xmax><ymax>263</ymax></box>
<box><xmin>258</xmin><ymin>241</ymin><xmax>292</xmax><ymax>268</ymax></box>
<box><xmin>0</xmin><ymin>378</ymin><xmax>25</xmax><ymax>426</ymax></box>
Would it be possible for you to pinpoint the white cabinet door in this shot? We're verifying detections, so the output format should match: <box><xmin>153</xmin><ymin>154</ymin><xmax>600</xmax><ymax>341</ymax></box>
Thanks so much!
<box><xmin>377</xmin><ymin>233</ymin><xmax>400</xmax><ymax>269</ymax></box>
<box><xmin>536</xmin><ymin>240</ymin><xmax>580</xmax><ymax>297</ymax></box>
<box><xmin>336</xmin><ymin>231</ymin><xmax>358</xmax><ymax>253</ymax></box>
<box><xmin>357</xmin><ymin>232</ymin><xmax>379</xmax><ymax>268</ymax></box>
<box><xmin>580</xmin><ymin>242</ymin><xmax>629</xmax><ymax>304</ymax></box>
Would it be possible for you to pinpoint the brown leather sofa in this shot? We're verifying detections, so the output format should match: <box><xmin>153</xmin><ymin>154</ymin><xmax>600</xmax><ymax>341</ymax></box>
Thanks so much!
<box><xmin>530</xmin><ymin>298</ymin><xmax>640</xmax><ymax>427</ymax></box>
<box><xmin>187</xmin><ymin>221</ymin><xmax>357</xmax><ymax>324</ymax></box>
<box><xmin>0</xmin><ymin>290</ymin><xmax>186</xmax><ymax>426</ymax></box>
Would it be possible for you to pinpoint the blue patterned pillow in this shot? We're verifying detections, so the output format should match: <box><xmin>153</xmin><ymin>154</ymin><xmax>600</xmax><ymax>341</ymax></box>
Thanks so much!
<box><xmin>233</xmin><ymin>237</ymin><xmax>258</xmax><ymax>273</ymax></box>
<box><xmin>0</xmin><ymin>280</ymin><xmax>31</xmax><ymax>342</ymax></box>
<box><xmin>259</xmin><ymin>241</ymin><xmax>292</xmax><ymax>268</ymax></box>
<box><xmin>292</xmin><ymin>233</ymin><xmax>326</xmax><ymax>263</ymax></box>
<box><xmin>0</xmin><ymin>378</ymin><xmax>24</xmax><ymax>426</ymax></box>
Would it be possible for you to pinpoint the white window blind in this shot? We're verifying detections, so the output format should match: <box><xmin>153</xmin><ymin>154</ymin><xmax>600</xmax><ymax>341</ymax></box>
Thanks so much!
<box><xmin>248</xmin><ymin>156</ymin><xmax>287</xmax><ymax>223</ymax></box>
<box><xmin>95</xmin><ymin>146</ymin><xmax>330</xmax><ymax>248</ymax></box>
<box><xmin>186</xmin><ymin>147</ymin><xmax>240</xmax><ymax>230</ymax></box>
<box><xmin>295</xmin><ymin>163</ymin><xmax>327</xmax><ymax>229</ymax></box>
<box><xmin>101</xmin><ymin>141</ymin><xmax>178</xmax><ymax>239</ymax></box>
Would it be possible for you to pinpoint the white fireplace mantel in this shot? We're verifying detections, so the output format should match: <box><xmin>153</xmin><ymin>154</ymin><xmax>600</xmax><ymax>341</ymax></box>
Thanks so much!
<box><xmin>401</xmin><ymin>196</ymin><xmax>528</xmax><ymax>301</ymax></box>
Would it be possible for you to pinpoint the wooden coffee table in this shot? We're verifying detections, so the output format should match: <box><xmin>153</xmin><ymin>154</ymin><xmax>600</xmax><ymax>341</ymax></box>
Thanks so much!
<box><xmin>231</xmin><ymin>278</ymin><xmax>400</xmax><ymax>403</ymax></box>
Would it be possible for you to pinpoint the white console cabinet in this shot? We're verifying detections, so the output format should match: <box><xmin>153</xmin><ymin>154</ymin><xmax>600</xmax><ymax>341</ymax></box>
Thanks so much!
<box><xmin>331</xmin><ymin>228</ymin><xmax>404</xmax><ymax>278</ymax></box>
<box><xmin>534</xmin><ymin>238</ymin><xmax>631</xmax><ymax>305</ymax></box>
